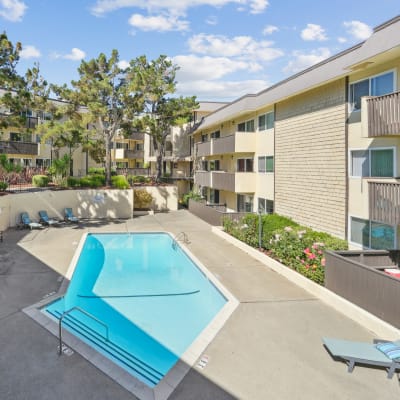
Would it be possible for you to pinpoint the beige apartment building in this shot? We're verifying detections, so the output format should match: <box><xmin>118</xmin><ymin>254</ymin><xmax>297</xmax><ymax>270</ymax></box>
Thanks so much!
<box><xmin>191</xmin><ymin>15</ymin><xmax>400</xmax><ymax>250</ymax></box>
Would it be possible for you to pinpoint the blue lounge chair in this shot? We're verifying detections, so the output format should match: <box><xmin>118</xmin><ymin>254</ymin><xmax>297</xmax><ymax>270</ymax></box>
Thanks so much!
<box><xmin>64</xmin><ymin>208</ymin><xmax>79</xmax><ymax>223</ymax></box>
<box><xmin>20</xmin><ymin>212</ymin><xmax>43</xmax><ymax>230</ymax></box>
<box><xmin>323</xmin><ymin>337</ymin><xmax>400</xmax><ymax>378</ymax></box>
<box><xmin>38</xmin><ymin>210</ymin><xmax>60</xmax><ymax>226</ymax></box>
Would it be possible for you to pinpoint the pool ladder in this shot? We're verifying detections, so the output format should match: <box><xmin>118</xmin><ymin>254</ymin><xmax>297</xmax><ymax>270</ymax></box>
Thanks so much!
<box><xmin>173</xmin><ymin>231</ymin><xmax>190</xmax><ymax>248</ymax></box>
<box><xmin>58</xmin><ymin>306</ymin><xmax>109</xmax><ymax>356</ymax></box>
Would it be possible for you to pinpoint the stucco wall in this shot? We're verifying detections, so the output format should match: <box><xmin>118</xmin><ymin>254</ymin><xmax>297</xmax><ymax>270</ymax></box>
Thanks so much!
<box><xmin>274</xmin><ymin>79</ymin><xmax>347</xmax><ymax>238</ymax></box>
<box><xmin>0</xmin><ymin>185</ymin><xmax>178</xmax><ymax>230</ymax></box>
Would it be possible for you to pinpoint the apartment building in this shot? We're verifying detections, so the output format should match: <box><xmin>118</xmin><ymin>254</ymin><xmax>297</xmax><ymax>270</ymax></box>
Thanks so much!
<box><xmin>191</xmin><ymin>15</ymin><xmax>400</xmax><ymax>250</ymax></box>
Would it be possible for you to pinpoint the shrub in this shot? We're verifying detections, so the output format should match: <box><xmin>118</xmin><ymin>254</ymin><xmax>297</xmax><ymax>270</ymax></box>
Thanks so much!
<box><xmin>79</xmin><ymin>175</ymin><xmax>105</xmax><ymax>188</ymax></box>
<box><xmin>0</xmin><ymin>181</ymin><xmax>8</xmax><ymax>191</ymax></box>
<box><xmin>134</xmin><ymin>189</ymin><xmax>153</xmax><ymax>209</ymax></box>
<box><xmin>111</xmin><ymin>175</ymin><xmax>130</xmax><ymax>189</ymax></box>
<box><xmin>32</xmin><ymin>174</ymin><xmax>50</xmax><ymax>187</ymax></box>
<box><xmin>67</xmin><ymin>176</ymin><xmax>80</xmax><ymax>187</ymax></box>
<box><xmin>88</xmin><ymin>167</ymin><xmax>105</xmax><ymax>175</ymax></box>
<box><xmin>181</xmin><ymin>191</ymin><xmax>202</xmax><ymax>207</ymax></box>
<box><xmin>128</xmin><ymin>175</ymin><xmax>147</xmax><ymax>185</ymax></box>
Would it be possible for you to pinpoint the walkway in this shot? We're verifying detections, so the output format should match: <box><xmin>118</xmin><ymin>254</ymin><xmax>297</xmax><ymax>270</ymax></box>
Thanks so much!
<box><xmin>0</xmin><ymin>210</ymin><xmax>399</xmax><ymax>399</ymax></box>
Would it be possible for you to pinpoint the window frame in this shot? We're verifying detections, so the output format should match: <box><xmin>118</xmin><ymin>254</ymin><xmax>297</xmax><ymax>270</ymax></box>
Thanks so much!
<box><xmin>258</xmin><ymin>156</ymin><xmax>274</xmax><ymax>173</ymax></box>
<box><xmin>237</xmin><ymin>158</ymin><xmax>254</xmax><ymax>172</ymax></box>
<box><xmin>349</xmin><ymin>147</ymin><xmax>396</xmax><ymax>178</ymax></box>
<box><xmin>258</xmin><ymin>111</ymin><xmax>275</xmax><ymax>131</ymax></box>
<box><xmin>237</xmin><ymin>119</ymin><xmax>255</xmax><ymax>132</ymax></box>
<box><xmin>349</xmin><ymin>215</ymin><xmax>396</xmax><ymax>250</ymax></box>
<box><xmin>348</xmin><ymin>69</ymin><xmax>396</xmax><ymax>112</ymax></box>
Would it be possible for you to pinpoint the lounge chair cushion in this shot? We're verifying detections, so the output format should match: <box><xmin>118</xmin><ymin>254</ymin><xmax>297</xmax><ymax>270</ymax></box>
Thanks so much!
<box><xmin>375</xmin><ymin>342</ymin><xmax>400</xmax><ymax>361</ymax></box>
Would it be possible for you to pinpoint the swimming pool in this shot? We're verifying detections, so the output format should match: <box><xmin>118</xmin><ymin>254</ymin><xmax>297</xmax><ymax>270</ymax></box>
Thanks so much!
<box><xmin>44</xmin><ymin>232</ymin><xmax>231</xmax><ymax>388</ymax></box>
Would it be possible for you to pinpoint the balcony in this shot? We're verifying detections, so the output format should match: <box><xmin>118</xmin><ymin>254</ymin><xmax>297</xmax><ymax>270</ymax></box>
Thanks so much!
<box><xmin>113</xmin><ymin>149</ymin><xmax>144</xmax><ymax>160</ymax></box>
<box><xmin>364</xmin><ymin>91</ymin><xmax>400</xmax><ymax>137</ymax></box>
<box><xmin>195</xmin><ymin>132</ymin><xmax>257</xmax><ymax>157</ymax></box>
<box><xmin>194</xmin><ymin>171</ymin><xmax>256</xmax><ymax>193</ymax></box>
<box><xmin>0</xmin><ymin>141</ymin><xmax>38</xmax><ymax>155</ymax></box>
<box><xmin>369</xmin><ymin>180</ymin><xmax>400</xmax><ymax>225</ymax></box>
<box><xmin>129</xmin><ymin>132</ymin><xmax>144</xmax><ymax>140</ymax></box>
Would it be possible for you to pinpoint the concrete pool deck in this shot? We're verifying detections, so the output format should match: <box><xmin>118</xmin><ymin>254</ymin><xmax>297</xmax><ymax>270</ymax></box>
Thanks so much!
<box><xmin>1</xmin><ymin>210</ymin><xmax>399</xmax><ymax>400</ymax></box>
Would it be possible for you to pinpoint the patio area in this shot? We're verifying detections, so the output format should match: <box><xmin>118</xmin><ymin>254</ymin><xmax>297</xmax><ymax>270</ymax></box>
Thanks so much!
<box><xmin>0</xmin><ymin>210</ymin><xmax>399</xmax><ymax>400</ymax></box>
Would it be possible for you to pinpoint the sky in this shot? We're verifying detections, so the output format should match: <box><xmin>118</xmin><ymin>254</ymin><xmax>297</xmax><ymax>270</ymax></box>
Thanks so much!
<box><xmin>1</xmin><ymin>0</ymin><xmax>399</xmax><ymax>102</ymax></box>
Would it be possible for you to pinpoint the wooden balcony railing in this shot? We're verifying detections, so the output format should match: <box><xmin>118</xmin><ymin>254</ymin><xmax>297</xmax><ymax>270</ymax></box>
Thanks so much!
<box><xmin>213</xmin><ymin>135</ymin><xmax>235</xmax><ymax>155</ymax></box>
<box><xmin>367</xmin><ymin>91</ymin><xmax>400</xmax><ymax>137</ymax></box>
<box><xmin>196</xmin><ymin>141</ymin><xmax>211</xmax><ymax>157</ymax></box>
<box><xmin>369</xmin><ymin>181</ymin><xmax>400</xmax><ymax>225</ymax></box>
<box><xmin>194</xmin><ymin>171</ymin><xmax>211</xmax><ymax>187</ymax></box>
<box><xmin>0</xmin><ymin>141</ymin><xmax>38</xmax><ymax>155</ymax></box>
<box><xmin>126</xmin><ymin>149</ymin><xmax>144</xmax><ymax>159</ymax></box>
<box><xmin>212</xmin><ymin>172</ymin><xmax>235</xmax><ymax>191</ymax></box>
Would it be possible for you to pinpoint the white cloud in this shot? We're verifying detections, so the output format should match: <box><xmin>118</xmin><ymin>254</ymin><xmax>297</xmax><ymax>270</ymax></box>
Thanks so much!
<box><xmin>177</xmin><ymin>78</ymin><xmax>269</xmax><ymax>100</ymax></box>
<box><xmin>262</xmin><ymin>25</ymin><xmax>278</xmax><ymax>35</ymax></box>
<box><xmin>53</xmin><ymin>48</ymin><xmax>86</xmax><ymax>61</ymax></box>
<box><xmin>128</xmin><ymin>13</ymin><xmax>189</xmax><ymax>31</ymax></box>
<box><xmin>20</xmin><ymin>45</ymin><xmax>41</xmax><ymax>59</ymax></box>
<box><xmin>284</xmin><ymin>48</ymin><xmax>331</xmax><ymax>74</ymax></box>
<box><xmin>118</xmin><ymin>60</ymin><xmax>130</xmax><ymax>69</ymax></box>
<box><xmin>91</xmin><ymin>0</ymin><xmax>268</xmax><ymax>17</ymax></box>
<box><xmin>0</xmin><ymin>0</ymin><xmax>27</xmax><ymax>22</ymax></box>
<box><xmin>301</xmin><ymin>23</ymin><xmax>327</xmax><ymax>41</ymax></box>
<box><xmin>173</xmin><ymin>54</ymin><xmax>256</xmax><ymax>80</ymax></box>
<box><xmin>337</xmin><ymin>37</ymin><xmax>347</xmax><ymax>44</ymax></box>
<box><xmin>187</xmin><ymin>33</ymin><xmax>283</xmax><ymax>62</ymax></box>
<box><xmin>205</xmin><ymin>15</ymin><xmax>218</xmax><ymax>25</ymax></box>
<box><xmin>343</xmin><ymin>20</ymin><xmax>372</xmax><ymax>41</ymax></box>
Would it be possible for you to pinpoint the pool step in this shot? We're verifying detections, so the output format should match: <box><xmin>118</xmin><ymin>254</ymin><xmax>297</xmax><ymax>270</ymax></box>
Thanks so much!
<box><xmin>48</xmin><ymin>309</ymin><xmax>164</xmax><ymax>386</ymax></box>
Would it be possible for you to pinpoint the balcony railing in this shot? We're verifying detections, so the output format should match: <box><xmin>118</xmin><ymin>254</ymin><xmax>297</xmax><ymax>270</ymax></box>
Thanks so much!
<box><xmin>212</xmin><ymin>172</ymin><xmax>235</xmax><ymax>191</ymax></box>
<box><xmin>126</xmin><ymin>149</ymin><xmax>144</xmax><ymax>159</ymax></box>
<box><xmin>129</xmin><ymin>132</ymin><xmax>145</xmax><ymax>140</ymax></box>
<box><xmin>213</xmin><ymin>135</ymin><xmax>235</xmax><ymax>154</ymax></box>
<box><xmin>0</xmin><ymin>141</ymin><xmax>38</xmax><ymax>155</ymax></box>
<box><xmin>366</xmin><ymin>91</ymin><xmax>400</xmax><ymax>137</ymax></box>
<box><xmin>194</xmin><ymin>171</ymin><xmax>211</xmax><ymax>187</ymax></box>
<box><xmin>369</xmin><ymin>180</ymin><xmax>400</xmax><ymax>225</ymax></box>
<box><xmin>196</xmin><ymin>141</ymin><xmax>211</xmax><ymax>157</ymax></box>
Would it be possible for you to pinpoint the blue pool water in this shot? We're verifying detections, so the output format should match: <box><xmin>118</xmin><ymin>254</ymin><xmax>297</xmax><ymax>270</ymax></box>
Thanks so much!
<box><xmin>44</xmin><ymin>233</ymin><xmax>227</xmax><ymax>387</ymax></box>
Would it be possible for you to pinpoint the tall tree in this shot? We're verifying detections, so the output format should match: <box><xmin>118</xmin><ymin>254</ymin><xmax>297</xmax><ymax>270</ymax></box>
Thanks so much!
<box><xmin>52</xmin><ymin>50</ymin><xmax>140</xmax><ymax>185</ymax></box>
<box><xmin>126</xmin><ymin>55</ymin><xmax>198</xmax><ymax>181</ymax></box>
<box><xmin>0</xmin><ymin>32</ymin><xmax>50</xmax><ymax>132</ymax></box>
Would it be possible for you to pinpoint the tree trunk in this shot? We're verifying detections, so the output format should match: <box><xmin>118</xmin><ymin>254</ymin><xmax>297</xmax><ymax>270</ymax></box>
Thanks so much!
<box><xmin>105</xmin><ymin>134</ymin><xmax>111</xmax><ymax>186</ymax></box>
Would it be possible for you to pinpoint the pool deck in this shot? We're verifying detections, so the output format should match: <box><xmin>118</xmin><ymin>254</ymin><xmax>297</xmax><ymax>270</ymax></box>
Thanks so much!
<box><xmin>1</xmin><ymin>210</ymin><xmax>399</xmax><ymax>400</ymax></box>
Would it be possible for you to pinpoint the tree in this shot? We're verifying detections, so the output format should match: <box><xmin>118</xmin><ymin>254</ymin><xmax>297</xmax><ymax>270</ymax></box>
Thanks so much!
<box><xmin>52</xmin><ymin>50</ymin><xmax>140</xmax><ymax>185</ymax></box>
<box><xmin>0</xmin><ymin>32</ymin><xmax>50</xmax><ymax>131</ymax></box>
<box><xmin>126</xmin><ymin>55</ymin><xmax>198</xmax><ymax>181</ymax></box>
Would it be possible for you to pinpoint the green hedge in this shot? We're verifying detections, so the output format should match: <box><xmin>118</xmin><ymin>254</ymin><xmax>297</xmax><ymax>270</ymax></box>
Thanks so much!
<box><xmin>223</xmin><ymin>214</ymin><xmax>347</xmax><ymax>285</ymax></box>
<box><xmin>32</xmin><ymin>175</ymin><xmax>50</xmax><ymax>187</ymax></box>
<box><xmin>111</xmin><ymin>175</ymin><xmax>130</xmax><ymax>189</ymax></box>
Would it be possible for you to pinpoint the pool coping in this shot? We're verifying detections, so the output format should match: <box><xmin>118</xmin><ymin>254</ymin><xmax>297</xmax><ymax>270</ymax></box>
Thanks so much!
<box><xmin>23</xmin><ymin>231</ymin><xmax>239</xmax><ymax>400</ymax></box>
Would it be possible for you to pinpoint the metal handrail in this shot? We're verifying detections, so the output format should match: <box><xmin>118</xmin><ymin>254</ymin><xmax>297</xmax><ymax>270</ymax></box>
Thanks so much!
<box><xmin>58</xmin><ymin>306</ymin><xmax>109</xmax><ymax>355</ymax></box>
<box><xmin>172</xmin><ymin>232</ymin><xmax>190</xmax><ymax>249</ymax></box>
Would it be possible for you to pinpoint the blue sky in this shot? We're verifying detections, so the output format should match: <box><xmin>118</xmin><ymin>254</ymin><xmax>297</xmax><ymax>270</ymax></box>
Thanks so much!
<box><xmin>1</xmin><ymin>0</ymin><xmax>399</xmax><ymax>101</ymax></box>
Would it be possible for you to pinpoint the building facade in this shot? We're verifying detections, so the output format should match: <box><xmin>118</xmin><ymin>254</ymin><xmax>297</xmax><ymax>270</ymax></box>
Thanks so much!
<box><xmin>191</xmin><ymin>16</ymin><xmax>400</xmax><ymax>249</ymax></box>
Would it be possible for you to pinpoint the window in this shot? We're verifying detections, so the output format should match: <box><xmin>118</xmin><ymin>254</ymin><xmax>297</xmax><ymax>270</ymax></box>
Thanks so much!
<box><xmin>237</xmin><ymin>194</ymin><xmax>253</xmax><ymax>212</ymax></box>
<box><xmin>209</xmin><ymin>160</ymin><xmax>220</xmax><ymax>171</ymax></box>
<box><xmin>350</xmin><ymin>148</ymin><xmax>394</xmax><ymax>177</ymax></box>
<box><xmin>258</xmin><ymin>198</ymin><xmax>274</xmax><ymax>214</ymax></box>
<box><xmin>35</xmin><ymin>158</ymin><xmax>50</xmax><ymax>167</ymax></box>
<box><xmin>237</xmin><ymin>158</ymin><xmax>253</xmax><ymax>172</ymax></box>
<box><xmin>349</xmin><ymin>70</ymin><xmax>395</xmax><ymax>111</ymax></box>
<box><xmin>210</xmin><ymin>189</ymin><xmax>220</xmax><ymax>204</ymax></box>
<box><xmin>350</xmin><ymin>216</ymin><xmax>395</xmax><ymax>249</ymax></box>
<box><xmin>135</xmin><ymin>143</ymin><xmax>144</xmax><ymax>151</ymax></box>
<box><xmin>116</xmin><ymin>142</ymin><xmax>128</xmax><ymax>149</ymax></box>
<box><xmin>211</xmin><ymin>130</ymin><xmax>220</xmax><ymax>139</ymax></box>
<box><xmin>258</xmin><ymin>112</ymin><xmax>274</xmax><ymax>131</ymax></box>
<box><xmin>258</xmin><ymin>156</ymin><xmax>274</xmax><ymax>173</ymax></box>
<box><xmin>201</xmin><ymin>160</ymin><xmax>208</xmax><ymax>171</ymax></box>
<box><xmin>237</xmin><ymin>119</ymin><xmax>255</xmax><ymax>132</ymax></box>
<box><xmin>201</xmin><ymin>134</ymin><xmax>208</xmax><ymax>142</ymax></box>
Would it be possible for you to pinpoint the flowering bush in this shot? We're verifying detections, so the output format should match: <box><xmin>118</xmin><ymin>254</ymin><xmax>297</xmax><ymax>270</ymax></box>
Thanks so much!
<box><xmin>223</xmin><ymin>215</ymin><xmax>347</xmax><ymax>285</ymax></box>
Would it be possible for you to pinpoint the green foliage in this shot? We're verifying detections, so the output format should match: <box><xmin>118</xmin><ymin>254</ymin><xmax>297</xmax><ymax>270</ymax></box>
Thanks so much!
<box><xmin>128</xmin><ymin>175</ymin><xmax>150</xmax><ymax>184</ymax></box>
<box><xmin>48</xmin><ymin>154</ymin><xmax>70</xmax><ymax>185</ymax></box>
<box><xmin>67</xmin><ymin>176</ymin><xmax>81</xmax><ymax>187</ymax></box>
<box><xmin>0</xmin><ymin>181</ymin><xmax>8</xmax><ymax>191</ymax></box>
<box><xmin>111</xmin><ymin>175</ymin><xmax>129</xmax><ymax>189</ymax></box>
<box><xmin>134</xmin><ymin>189</ymin><xmax>153</xmax><ymax>209</ymax></box>
<box><xmin>88</xmin><ymin>167</ymin><xmax>105</xmax><ymax>175</ymax></box>
<box><xmin>32</xmin><ymin>174</ymin><xmax>50</xmax><ymax>187</ymax></box>
<box><xmin>79</xmin><ymin>174</ymin><xmax>105</xmax><ymax>188</ymax></box>
<box><xmin>181</xmin><ymin>191</ymin><xmax>202</xmax><ymax>206</ymax></box>
<box><xmin>222</xmin><ymin>214</ymin><xmax>348</xmax><ymax>285</ymax></box>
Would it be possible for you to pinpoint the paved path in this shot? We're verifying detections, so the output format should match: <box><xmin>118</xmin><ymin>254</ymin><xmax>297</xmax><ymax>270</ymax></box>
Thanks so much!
<box><xmin>1</xmin><ymin>210</ymin><xmax>399</xmax><ymax>399</ymax></box>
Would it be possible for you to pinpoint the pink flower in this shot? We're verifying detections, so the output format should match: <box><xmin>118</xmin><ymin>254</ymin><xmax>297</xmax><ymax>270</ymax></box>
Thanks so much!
<box><xmin>307</xmin><ymin>253</ymin><xmax>316</xmax><ymax>260</ymax></box>
<box><xmin>321</xmin><ymin>258</ymin><xmax>326</xmax><ymax>266</ymax></box>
